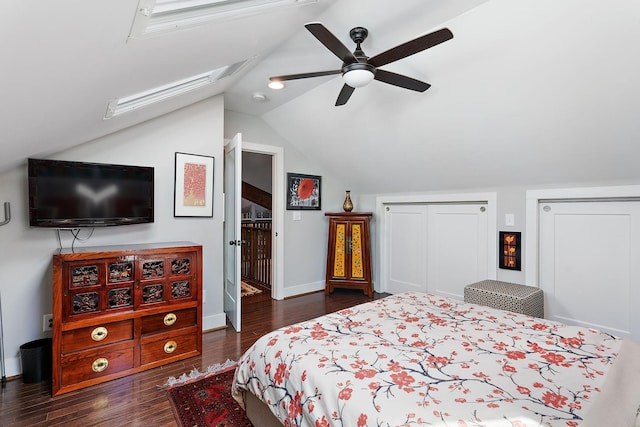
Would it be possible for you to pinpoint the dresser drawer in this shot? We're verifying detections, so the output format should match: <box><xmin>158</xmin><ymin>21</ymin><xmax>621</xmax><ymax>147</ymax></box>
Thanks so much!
<box><xmin>62</xmin><ymin>320</ymin><xmax>133</xmax><ymax>353</ymax></box>
<box><xmin>141</xmin><ymin>307</ymin><xmax>197</xmax><ymax>335</ymax></box>
<box><xmin>140</xmin><ymin>328</ymin><xmax>198</xmax><ymax>365</ymax></box>
<box><xmin>60</xmin><ymin>342</ymin><xmax>134</xmax><ymax>387</ymax></box>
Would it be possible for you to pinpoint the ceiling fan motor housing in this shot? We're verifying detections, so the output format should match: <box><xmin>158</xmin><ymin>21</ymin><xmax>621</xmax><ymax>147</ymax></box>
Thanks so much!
<box><xmin>349</xmin><ymin>27</ymin><xmax>368</xmax><ymax>44</ymax></box>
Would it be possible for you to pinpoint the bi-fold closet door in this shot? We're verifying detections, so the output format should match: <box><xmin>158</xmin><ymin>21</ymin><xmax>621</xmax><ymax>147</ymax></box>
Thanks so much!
<box><xmin>381</xmin><ymin>203</ymin><xmax>488</xmax><ymax>300</ymax></box>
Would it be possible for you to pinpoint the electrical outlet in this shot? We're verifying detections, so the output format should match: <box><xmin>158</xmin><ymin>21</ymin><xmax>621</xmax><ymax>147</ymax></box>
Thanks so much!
<box><xmin>43</xmin><ymin>314</ymin><xmax>53</xmax><ymax>332</ymax></box>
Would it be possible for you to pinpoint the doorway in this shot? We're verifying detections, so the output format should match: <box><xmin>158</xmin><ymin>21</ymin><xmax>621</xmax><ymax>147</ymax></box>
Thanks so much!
<box><xmin>224</xmin><ymin>137</ymin><xmax>284</xmax><ymax>332</ymax></box>
<box><xmin>241</xmin><ymin>152</ymin><xmax>273</xmax><ymax>299</ymax></box>
<box><xmin>242</xmin><ymin>142</ymin><xmax>284</xmax><ymax>302</ymax></box>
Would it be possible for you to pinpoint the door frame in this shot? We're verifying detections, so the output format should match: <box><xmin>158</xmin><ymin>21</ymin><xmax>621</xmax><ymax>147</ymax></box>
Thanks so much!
<box><xmin>525</xmin><ymin>185</ymin><xmax>640</xmax><ymax>286</ymax></box>
<box><xmin>242</xmin><ymin>141</ymin><xmax>285</xmax><ymax>300</ymax></box>
<box><xmin>376</xmin><ymin>192</ymin><xmax>498</xmax><ymax>294</ymax></box>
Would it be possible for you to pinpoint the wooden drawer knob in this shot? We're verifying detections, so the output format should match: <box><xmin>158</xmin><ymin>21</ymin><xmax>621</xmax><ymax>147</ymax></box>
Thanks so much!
<box><xmin>163</xmin><ymin>313</ymin><xmax>177</xmax><ymax>326</ymax></box>
<box><xmin>164</xmin><ymin>340</ymin><xmax>177</xmax><ymax>354</ymax></box>
<box><xmin>91</xmin><ymin>326</ymin><xmax>108</xmax><ymax>341</ymax></box>
<box><xmin>92</xmin><ymin>358</ymin><xmax>109</xmax><ymax>373</ymax></box>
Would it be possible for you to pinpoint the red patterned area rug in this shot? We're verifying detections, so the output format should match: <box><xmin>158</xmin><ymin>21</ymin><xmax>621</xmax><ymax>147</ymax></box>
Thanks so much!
<box><xmin>164</xmin><ymin>361</ymin><xmax>253</xmax><ymax>427</ymax></box>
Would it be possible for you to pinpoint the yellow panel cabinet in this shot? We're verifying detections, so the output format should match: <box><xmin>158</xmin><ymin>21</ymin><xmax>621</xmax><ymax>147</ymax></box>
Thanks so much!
<box><xmin>325</xmin><ymin>212</ymin><xmax>373</xmax><ymax>297</ymax></box>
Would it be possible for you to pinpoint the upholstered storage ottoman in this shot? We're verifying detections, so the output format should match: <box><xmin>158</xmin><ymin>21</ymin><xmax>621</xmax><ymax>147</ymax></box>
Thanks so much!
<box><xmin>464</xmin><ymin>280</ymin><xmax>544</xmax><ymax>318</ymax></box>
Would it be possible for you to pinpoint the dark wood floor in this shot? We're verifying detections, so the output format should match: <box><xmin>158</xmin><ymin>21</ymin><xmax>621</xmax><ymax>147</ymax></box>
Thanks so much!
<box><xmin>0</xmin><ymin>289</ymin><xmax>387</xmax><ymax>426</ymax></box>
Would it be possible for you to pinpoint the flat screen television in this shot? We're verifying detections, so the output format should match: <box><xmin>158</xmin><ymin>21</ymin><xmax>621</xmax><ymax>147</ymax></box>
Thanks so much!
<box><xmin>28</xmin><ymin>158</ymin><xmax>154</xmax><ymax>228</ymax></box>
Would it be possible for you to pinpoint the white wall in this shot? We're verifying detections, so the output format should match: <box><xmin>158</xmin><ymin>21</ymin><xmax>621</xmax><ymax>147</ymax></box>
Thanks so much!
<box><xmin>0</xmin><ymin>96</ymin><xmax>225</xmax><ymax>377</ymax></box>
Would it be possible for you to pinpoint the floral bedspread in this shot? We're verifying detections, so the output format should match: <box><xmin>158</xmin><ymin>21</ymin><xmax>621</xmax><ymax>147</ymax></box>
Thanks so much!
<box><xmin>232</xmin><ymin>292</ymin><xmax>623</xmax><ymax>426</ymax></box>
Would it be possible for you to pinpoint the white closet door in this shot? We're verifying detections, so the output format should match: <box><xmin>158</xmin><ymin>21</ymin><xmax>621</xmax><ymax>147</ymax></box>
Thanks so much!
<box><xmin>539</xmin><ymin>201</ymin><xmax>640</xmax><ymax>339</ymax></box>
<box><xmin>383</xmin><ymin>203</ymin><xmax>488</xmax><ymax>298</ymax></box>
<box><xmin>427</xmin><ymin>204</ymin><xmax>488</xmax><ymax>300</ymax></box>
<box><xmin>383</xmin><ymin>204</ymin><xmax>428</xmax><ymax>294</ymax></box>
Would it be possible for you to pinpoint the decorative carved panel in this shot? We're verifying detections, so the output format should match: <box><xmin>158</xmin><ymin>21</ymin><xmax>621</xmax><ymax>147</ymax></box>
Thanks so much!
<box><xmin>142</xmin><ymin>284</ymin><xmax>164</xmax><ymax>304</ymax></box>
<box><xmin>73</xmin><ymin>292</ymin><xmax>99</xmax><ymax>313</ymax></box>
<box><xmin>171</xmin><ymin>258</ymin><xmax>191</xmax><ymax>275</ymax></box>
<box><xmin>109</xmin><ymin>261</ymin><xmax>133</xmax><ymax>283</ymax></box>
<box><xmin>108</xmin><ymin>287</ymin><xmax>133</xmax><ymax>308</ymax></box>
<box><xmin>72</xmin><ymin>265</ymin><xmax>99</xmax><ymax>287</ymax></box>
<box><xmin>142</xmin><ymin>260</ymin><xmax>164</xmax><ymax>279</ymax></box>
<box><xmin>171</xmin><ymin>280</ymin><xmax>191</xmax><ymax>299</ymax></box>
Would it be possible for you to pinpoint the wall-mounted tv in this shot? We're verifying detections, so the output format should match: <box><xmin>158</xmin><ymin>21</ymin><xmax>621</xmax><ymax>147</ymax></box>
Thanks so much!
<box><xmin>28</xmin><ymin>158</ymin><xmax>154</xmax><ymax>228</ymax></box>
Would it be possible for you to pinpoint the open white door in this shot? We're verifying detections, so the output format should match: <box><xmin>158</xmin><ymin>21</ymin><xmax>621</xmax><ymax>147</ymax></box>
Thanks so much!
<box><xmin>224</xmin><ymin>133</ymin><xmax>242</xmax><ymax>331</ymax></box>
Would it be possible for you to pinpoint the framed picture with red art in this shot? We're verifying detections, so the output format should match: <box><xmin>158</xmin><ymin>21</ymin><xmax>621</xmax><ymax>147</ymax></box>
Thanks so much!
<box><xmin>174</xmin><ymin>152</ymin><xmax>214</xmax><ymax>217</ymax></box>
<box><xmin>499</xmin><ymin>231</ymin><xmax>521</xmax><ymax>270</ymax></box>
<box><xmin>286</xmin><ymin>172</ymin><xmax>321</xmax><ymax>210</ymax></box>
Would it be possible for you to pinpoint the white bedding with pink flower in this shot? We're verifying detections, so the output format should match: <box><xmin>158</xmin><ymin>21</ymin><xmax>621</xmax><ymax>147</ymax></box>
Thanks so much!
<box><xmin>232</xmin><ymin>292</ymin><xmax>640</xmax><ymax>426</ymax></box>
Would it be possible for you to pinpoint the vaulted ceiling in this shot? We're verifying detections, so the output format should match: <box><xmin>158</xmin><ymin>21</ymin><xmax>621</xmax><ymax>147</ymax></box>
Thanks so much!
<box><xmin>3</xmin><ymin>0</ymin><xmax>640</xmax><ymax>193</ymax></box>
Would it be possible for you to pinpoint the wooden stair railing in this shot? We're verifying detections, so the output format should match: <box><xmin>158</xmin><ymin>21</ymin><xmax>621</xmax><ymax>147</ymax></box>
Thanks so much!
<box><xmin>241</xmin><ymin>221</ymin><xmax>272</xmax><ymax>288</ymax></box>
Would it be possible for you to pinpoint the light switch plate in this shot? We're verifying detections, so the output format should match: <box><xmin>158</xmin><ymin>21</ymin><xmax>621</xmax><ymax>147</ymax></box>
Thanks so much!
<box><xmin>505</xmin><ymin>213</ymin><xmax>515</xmax><ymax>226</ymax></box>
<box><xmin>293</xmin><ymin>211</ymin><xmax>301</xmax><ymax>221</ymax></box>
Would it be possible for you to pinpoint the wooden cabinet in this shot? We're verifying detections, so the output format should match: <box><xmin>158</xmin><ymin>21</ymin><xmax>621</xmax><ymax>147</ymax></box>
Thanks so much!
<box><xmin>325</xmin><ymin>212</ymin><xmax>373</xmax><ymax>297</ymax></box>
<box><xmin>52</xmin><ymin>242</ymin><xmax>202</xmax><ymax>396</ymax></box>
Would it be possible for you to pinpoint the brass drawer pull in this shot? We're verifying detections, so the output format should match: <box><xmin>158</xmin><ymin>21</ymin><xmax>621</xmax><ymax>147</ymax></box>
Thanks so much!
<box><xmin>91</xmin><ymin>326</ymin><xmax>108</xmax><ymax>341</ymax></box>
<box><xmin>164</xmin><ymin>341</ymin><xmax>177</xmax><ymax>354</ymax></box>
<box><xmin>163</xmin><ymin>313</ymin><xmax>177</xmax><ymax>326</ymax></box>
<box><xmin>92</xmin><ymin>358</ymin><xmax>109</xmax><ymax>373</ymax></box>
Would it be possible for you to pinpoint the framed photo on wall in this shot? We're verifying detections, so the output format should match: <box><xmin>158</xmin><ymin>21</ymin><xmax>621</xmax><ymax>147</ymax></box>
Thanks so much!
<box><xmin>286</xmin><ymin>173</ymin><xmax>321</xmax><ymax>210</ymax></box>
<box><xmin>499</xmin><ymin>231</ymin><xmax>521</xmax><ymax>270</ymax></box>
<box><xmin>174</xmin><ymin>152</ymin><xmax>214</xmax><ymax>217</ymax></box>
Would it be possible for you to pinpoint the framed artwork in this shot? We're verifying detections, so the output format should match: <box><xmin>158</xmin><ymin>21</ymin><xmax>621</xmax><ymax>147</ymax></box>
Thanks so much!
<box><xmin>499</xmin><ymin>231</ymin><xmax>521</xmax><ymax>270</ymax></box>
<box><xmin>174</xmin><ymin>152</ymin><xmax>214</xmax><ymax>217</ymax></box>
<box><xmin>286</xmin><ymin>173</ymin><xmax>321</xmax><ymax>210</ymax></box>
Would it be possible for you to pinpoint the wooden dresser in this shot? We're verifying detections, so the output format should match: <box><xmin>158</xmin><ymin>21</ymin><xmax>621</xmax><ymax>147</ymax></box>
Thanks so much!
<box><xmin>325</xmin><ymin>212</ymin><xmax>373</xmax><ymax>297</ymax></box>
<box><xmin>52</xmin><ymin>242</ymin><xmax>202</xmax><ymax>396</ymax></box>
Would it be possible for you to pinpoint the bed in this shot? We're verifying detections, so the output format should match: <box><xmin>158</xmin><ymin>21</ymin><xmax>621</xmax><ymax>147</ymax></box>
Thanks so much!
<box><xmin>232</xmin><ymin>292</ymin><xmax>640</xmax><ymax>426</ymax></box>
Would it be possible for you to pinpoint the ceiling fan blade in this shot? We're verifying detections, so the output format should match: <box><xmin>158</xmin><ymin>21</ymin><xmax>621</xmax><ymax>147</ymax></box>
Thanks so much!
<box><xmin>368</xmin><ymin>28</ymin><xmax>453</xmax><ymax>68</ymax></box>
<box><xmin>335</xmin><ymin>84</ymin><xmax>355</xmax><ymax>106</ymax></box>
<box><xmin>374</xmin><ymin>69</ymin><xmax>431</xmax><ymax>92</ymax></box>
<box><xmin>269</xmin><ymin>70</ymin><xmax>342</xmax><ymax>82</ymax></box>
<box><xmin>305</xmin><ymin>22</ymin><xmax>358</xmax><ymax>65</ymax></box>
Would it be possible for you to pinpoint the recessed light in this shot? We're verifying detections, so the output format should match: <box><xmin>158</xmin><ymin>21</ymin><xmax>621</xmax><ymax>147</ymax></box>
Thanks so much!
<box><xmin>268</xmin><ymin>81</ymin><xmax>285</xmax><ymax>90</ymax></box>
<box><xmin>252</xmin><ymin>92</ymin><xmax>267</xmax><ymax>102</ymax></box>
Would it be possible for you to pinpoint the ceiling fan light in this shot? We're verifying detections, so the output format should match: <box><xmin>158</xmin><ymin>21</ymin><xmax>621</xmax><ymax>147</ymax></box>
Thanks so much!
<box><xmin>268</xmin><ymin>81</ymin><xmax>285</xmax><ymax>90</ymax></box>
<box><xmin>342</xmin><ymin>63</ymin><xmax>376</xmax><ymax>88</ymax></box>
<box><xmin>343</xmin><ymin>69</ymin><xmax>374</xmax><ymax>88</ymax></box>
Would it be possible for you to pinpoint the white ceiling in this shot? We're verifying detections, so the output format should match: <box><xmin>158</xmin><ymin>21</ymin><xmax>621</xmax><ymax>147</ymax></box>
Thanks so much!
<box><xmin>3</xmin><ymin>0</ymin><xmax>640</xmax><ymax>193</ymax></box>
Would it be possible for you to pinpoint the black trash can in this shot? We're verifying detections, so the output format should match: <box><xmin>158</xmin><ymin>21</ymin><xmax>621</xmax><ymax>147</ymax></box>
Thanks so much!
<box><xmin>19</xmin><ymin>338</ymin><xmax>52</xmax><ymax>383</ymax></box>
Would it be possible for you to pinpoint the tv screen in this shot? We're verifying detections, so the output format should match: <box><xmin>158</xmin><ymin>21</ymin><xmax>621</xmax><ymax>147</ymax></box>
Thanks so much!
<box><xmin>28</xmin><ymin>158</ymin><xmax>154</xmax><ymax>228</ymax></box>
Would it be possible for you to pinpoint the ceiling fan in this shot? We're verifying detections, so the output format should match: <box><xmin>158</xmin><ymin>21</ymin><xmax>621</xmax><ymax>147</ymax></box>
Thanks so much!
<box><xmin>269</xmin><ymin>23</ymin><xmax>454</xmax><ymax>106</ymax></box>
